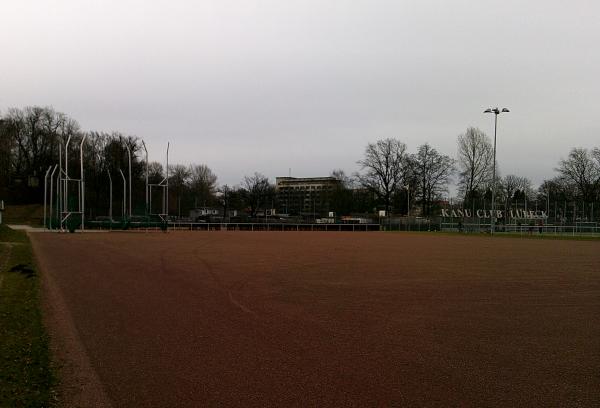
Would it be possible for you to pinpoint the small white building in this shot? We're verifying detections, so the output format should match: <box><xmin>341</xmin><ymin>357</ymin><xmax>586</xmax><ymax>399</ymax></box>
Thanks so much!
<box><xmin>189</xmin><ymin>207</ymin><xmax>220</xmax><ymax>219</ymax></box>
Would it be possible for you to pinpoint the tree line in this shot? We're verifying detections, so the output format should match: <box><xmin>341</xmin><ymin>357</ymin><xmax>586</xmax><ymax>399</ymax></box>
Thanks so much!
<box><xmin>1</xmin><ymin>106</ymin><xmax>599</xmax><ymax>221</ymax></box>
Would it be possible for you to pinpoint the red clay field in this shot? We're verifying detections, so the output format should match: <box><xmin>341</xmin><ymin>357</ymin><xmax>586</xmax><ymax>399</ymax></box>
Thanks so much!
<box><xmin>30</xmin><ymin>231</ymin><xmax>600</xmax><ymax>407</ymax></box>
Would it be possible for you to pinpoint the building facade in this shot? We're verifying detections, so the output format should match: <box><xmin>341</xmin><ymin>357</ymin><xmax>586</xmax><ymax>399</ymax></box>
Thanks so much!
<box><xmin>275</xmin><ymin>176</ymin><xmax>341</xmax><ymax>217</ymax></box>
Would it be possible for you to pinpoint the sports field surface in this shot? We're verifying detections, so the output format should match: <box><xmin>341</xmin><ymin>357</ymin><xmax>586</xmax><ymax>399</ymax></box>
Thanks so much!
<box><xmin>30</xmin><ymin>232</ymin><xmax>600</xmax><ymax>407</ymax></box>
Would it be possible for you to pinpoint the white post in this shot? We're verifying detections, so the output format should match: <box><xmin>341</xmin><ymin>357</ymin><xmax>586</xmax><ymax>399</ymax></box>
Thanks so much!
<box><xmin>43</xmin><ymin>166</ymin><xmax>52</xmax><ymax>228</ymax></box>
<box><xmin>405</xmin><ymin>184</ymin><xmax>410</xmax><ymax>231</ymax></box>
<box><xmin>64</xmin><ymin>135</ymin><xmax>72</xmax><ymax>214</ymax></box>
<box><xmin>49</xmin><ymin>165</ymin><xmax>57</xmax><ymax>230</ymax></box>
<box><xmin>166</xmin><ymin>142</ymin><xmax>169</xmax><ymax>218</ymax></box>
<box><xmin>108</xmin><ymin>170</ymin><xmax>113</xmax><ymax>222</ymax></box>
<box><xmin>119</xmin><ymin>169</ymin><xmax>126</xmax><ymax>218</ymax></box>
<box><xmin>58</xmin><ymin>143</ymin><xmax>62</xmax><ymax>229</ymax></box>
<box><xmin>125</xmin><ymin>144</ymin><xmax>132</xmax><ymax>217</ymax></box>
<box><xmin>142</xmin><ymin>141</ymin><xmax>148</xmax><ymax>215</ymax></box>
<box><xmin>80</xmin><ymin>135</ymin><xmax>87</xmax><ymax>230</ymax></box>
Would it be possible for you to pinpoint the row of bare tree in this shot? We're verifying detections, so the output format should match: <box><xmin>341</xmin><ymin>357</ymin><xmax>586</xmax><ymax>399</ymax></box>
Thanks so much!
<box><xmin>356</xmin><ymin>127</ymin><xmax>600</xmax><ymax>218</ymax></box>
<box><xmin>456</xmin><ymin>127</ymin><xmax>600</xmax><ymax>218</ymax></box>
<box><xmin>2</xmin><ymin>106</ymin><xmax>599</xmax><ymax>219</ymax></box>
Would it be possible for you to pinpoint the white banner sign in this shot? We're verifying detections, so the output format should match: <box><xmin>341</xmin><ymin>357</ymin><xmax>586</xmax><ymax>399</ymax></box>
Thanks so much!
<box><xmin>441</xmin><ymin>208</ymin><xmax>547</xmax><ymax>219</ymax></box>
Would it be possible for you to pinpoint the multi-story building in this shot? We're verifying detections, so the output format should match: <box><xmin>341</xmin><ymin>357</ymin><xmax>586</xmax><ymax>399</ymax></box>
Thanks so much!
<box><xmin>275</xmin><ymin>176</ymin><xmax>341</xmax><ymax>217</ymax></box>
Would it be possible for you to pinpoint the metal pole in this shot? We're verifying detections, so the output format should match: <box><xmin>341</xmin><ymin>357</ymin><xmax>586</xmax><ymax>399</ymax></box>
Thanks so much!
<box><xmin>406</xmin><ymin>185</ymin><xmax>410</xmax><ymax>231</ymax></box>
<box><xmin>49</xmin><ymin>165</ymin><xmax>57</xmax><ymax>230</ymax></box>
<box><xmin>55</xmin><ymin>167</ymin><xmax>60</xmax><ymax>228</ymax></box>
<box><xmin>491</xmin><ymin>113</ymin><xmax>498</xmax><ymax>234</ymax></box>
<box><xmin>58</xmin><ymin>143</ymin><xmax>62</xmax><ymax>229</ymax></box>
<box><xmin>142</xmin><ymin>141</ymin><xmax>148</xmax><ymax>215</ymax></box>
<box><xmin>166</xmin><ymin>142</ymin><xmax>169</xmax><ymax>218</ymax></box>
<box><xmin>43</xmin><ymin>166</ymin><xmax>52</xmax><ymax>228</ymax></box>
<box><xmin>406</xmin><ymin>185</ymin><xmax>410</xmax><ymax>216</ymax></box>
<box><xmin>125</xmin><ymin>144</ymin><xmax>132</xmax><ymax>217</ymax></box>
<box><xmin>108</xmin><ymin>170</ymin><xmax>113</xmax><ymax>222</ymax></box>
<box><xmin>80</xmin><ymin>135</ymin><xmax>87</xmax><ymax>230</ymax></box>
<box><xmin>64</xmin><ymin>135</ymin><xmax>72</xmax><ymax>214</ymax></box>
<box><xmin>484</xmin><ymin>107</ymin><xmax>509</xmax><ymax>233</ymax></box>
<box><xmin>119</xmin><ymin>169</ymin><xmax>126</xmax><ymax>218</ymax></box>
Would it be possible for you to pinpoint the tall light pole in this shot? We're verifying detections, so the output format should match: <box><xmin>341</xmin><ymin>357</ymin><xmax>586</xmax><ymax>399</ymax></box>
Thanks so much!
<box><xmin>484</xmin><ymin>107</ymin><xmax>510</xmax><ymax>234</ymax></box>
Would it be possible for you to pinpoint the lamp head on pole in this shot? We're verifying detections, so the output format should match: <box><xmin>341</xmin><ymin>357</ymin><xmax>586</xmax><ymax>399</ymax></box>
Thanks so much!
<box><xmin>484</xmin><ymin>107</ymin><xmax>510</xmax><ymax>115</ymax></box>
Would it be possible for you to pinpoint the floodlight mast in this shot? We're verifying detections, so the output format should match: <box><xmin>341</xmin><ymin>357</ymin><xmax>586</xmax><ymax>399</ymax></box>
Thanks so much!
<box><xmin>484</xmin><ymin>107</ymin><xmax>510</xmax><ymax>235</ymax></box>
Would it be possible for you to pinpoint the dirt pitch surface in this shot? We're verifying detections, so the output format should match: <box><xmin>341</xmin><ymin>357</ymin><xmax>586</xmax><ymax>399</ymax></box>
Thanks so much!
<box><xmin>30</xmin><ymin>232</ymin><xmax>600</xmax><ymax>407</ymax></box>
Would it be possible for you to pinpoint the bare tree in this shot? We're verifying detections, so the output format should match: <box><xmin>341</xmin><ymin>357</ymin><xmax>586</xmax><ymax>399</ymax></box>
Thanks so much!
<box><xmin>457</xmin><ymin>127</ymin><xmax>493</xmax><ymax>205</ymax></box>
<box><xmin>217</xmin><ymin>185</ymin><xmax>246</xmax><ymax>219</ymax></box>
<box><xmin>148</xmin><ymin>162</ymin><xmax>164</xmax><ymax>184</ymax></box>
<box><xmin>0</xmin><ymin>118</ymin><xmax>13</xmax><ymax>193</ymax></box>
<box><xmin>4</xmin><ymin>106</ymin><xmax>79</xmax><ymax>181</ymax></box>
<box><xmin>500</xmin><ymin>174</ymin><xmax>532</xmax><ymax>209</ymax></box>
<box><xmin>555</xmin><ymin>147</ymin><xmax>600</xmax><ymax>203</ymax></box>
<box><xmin>242</xmin><ymin>172</ymin><xmax>274</xmax><ymax>217</ymax></box>
<box><xmin>188</xmin><ymin>164</ymin><xmax>217</xmax><ymax>207</ymax></box>
<box><xmin>328</xmin><ymin>169</ymin><xmax>355</xmax><ymax>215</ymax></box>
<box><xmin>357</xmin><ymin>138</ymin><xmax>408</xmax><ymax>214</ymax></box>
<box><xmin>169</xmin><ymin>164</ymin><xmax>191</xmax><ymax>217</ymax></box>
<box><xmin>413</xmin><ymin>143</ymin><xmax>454</xmax><ymax>216</ymax></box>
<box><xmin>330</xmin><ymin>168</ymin><xmax>354</xmax><ymax>189</ymax></box>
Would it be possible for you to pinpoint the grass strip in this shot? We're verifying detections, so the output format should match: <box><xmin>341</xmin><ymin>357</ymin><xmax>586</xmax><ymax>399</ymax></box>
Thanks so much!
<box><xmin>0</xmin><ymin>224</ymin><xmax>29</xmax><ymax>243</ymax></box>
<box><xmin>0</xmin><ymin>225</ymin><xmax>57</xmax><ymax>407</ymax></box>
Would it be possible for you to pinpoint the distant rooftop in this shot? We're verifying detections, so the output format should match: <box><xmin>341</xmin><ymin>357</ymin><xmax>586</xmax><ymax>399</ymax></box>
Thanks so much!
<box><xmin>276</xmin><ymin>176</ymin><xmax>338</xmax><ymax>183</ymax></box>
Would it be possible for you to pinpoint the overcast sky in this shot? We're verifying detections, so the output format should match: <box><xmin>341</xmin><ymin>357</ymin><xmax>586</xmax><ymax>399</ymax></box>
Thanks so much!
<box><xmin>1</xmin><ymin>0</ymin><xmax>598</xmax><ymax>192</ymax></box>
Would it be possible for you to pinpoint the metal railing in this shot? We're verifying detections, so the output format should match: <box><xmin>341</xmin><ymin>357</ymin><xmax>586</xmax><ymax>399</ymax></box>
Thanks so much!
<box><xmin>86</xmin><ymin>220</ymin><xmax>381</xmax><ymax>232</ymax></box>
<box><xmin>440</xmin><ymin>222</ymin><xmax>600</xmax><ymax>237</ymax></box>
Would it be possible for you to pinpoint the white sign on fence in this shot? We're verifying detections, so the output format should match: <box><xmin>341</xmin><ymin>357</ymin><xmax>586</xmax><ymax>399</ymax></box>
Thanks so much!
<box><xmin>441</xmin><ymin>208</ymin><xmax>548</xmax><ymax>220</ymax></box>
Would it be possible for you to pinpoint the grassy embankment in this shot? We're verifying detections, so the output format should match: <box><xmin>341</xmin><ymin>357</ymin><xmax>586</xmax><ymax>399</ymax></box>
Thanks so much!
<box><xmin>0</xmin><ymin>224</ymin><xmax>56</xmax><ymax>407</ymax></box>
<box><xmin>2</xmin><ymin>204</ymin><xmax>44</xmax><ymax>227</ymax></box>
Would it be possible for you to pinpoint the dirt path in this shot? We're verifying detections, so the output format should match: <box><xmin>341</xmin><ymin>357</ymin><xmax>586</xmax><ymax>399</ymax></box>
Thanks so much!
<box><xmin>31</xmin><ymin>235</ymin><xmax>113</xmax><ymax>408</ymax></box>
<box><xmin>30</xmin><ymin>231</ymin><xmax>600</xmax><ymax>407</ymax></box>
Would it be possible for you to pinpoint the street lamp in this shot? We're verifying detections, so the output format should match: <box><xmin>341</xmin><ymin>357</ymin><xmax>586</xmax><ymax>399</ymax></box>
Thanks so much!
<box><xmin>484</xmin><ymin>107</ymin><xmax>510</xmax><ymax>234</ymax></box>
